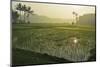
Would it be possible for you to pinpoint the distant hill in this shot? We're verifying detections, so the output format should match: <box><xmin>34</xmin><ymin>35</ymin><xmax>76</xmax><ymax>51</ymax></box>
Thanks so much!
<box><xmin>77</xmin><ymin>13</ymin><xmax>96</xmax><ymax>25</ymax></box>
<box><xmin>29</xmin><ymin>14</ymin><xmax>72</xmax><ymax>23</ymax></box>
<box><xmin>22</xmin><ymin>13</ymin><xmax>95</xmax><ymax>25</ymax></box>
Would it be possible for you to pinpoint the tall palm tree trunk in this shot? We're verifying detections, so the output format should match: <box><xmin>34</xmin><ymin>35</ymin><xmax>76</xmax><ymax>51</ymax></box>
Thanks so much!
<box><xmin>24</xmin><ymin>12</ymin><xmax>25</xmax><ymax>23</ymax></box>
<box><xmin>19</xmin><ymin>11</ymin><xmax>21</xmax><ymax>23</ymax></box>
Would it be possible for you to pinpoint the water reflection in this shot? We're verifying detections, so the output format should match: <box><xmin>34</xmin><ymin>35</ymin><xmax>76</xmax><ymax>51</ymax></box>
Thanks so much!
<box><xmin>68</xmin><ymin>37</ymin><xmax>79</xmax><ymax>46</ymax></box>
<box><xmin>73</xmin><ymin>37</ymin><xmax>78</xmax><ymax>44</ymax></box>
<box><xmin>64</xmin><ymin>36</ymin><xmax>93</xmax><ymax>61</ymax></box>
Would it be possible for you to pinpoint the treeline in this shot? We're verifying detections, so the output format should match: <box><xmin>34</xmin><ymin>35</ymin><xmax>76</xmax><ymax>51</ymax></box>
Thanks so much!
<box><xmin>12</xmin><ymin>3</ymin><xmax>33</xmax><ymax>24</ymax></box>
<box><xmin>77</xmin><ymin>13</ymin><xmax>96</xmax><ymax>25</ymax></box>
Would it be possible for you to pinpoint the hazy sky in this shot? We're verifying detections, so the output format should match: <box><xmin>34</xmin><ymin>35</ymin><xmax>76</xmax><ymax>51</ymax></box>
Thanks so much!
<box><xmin>12</xmin><ymin>1</ymin><xmax>95</xmax><ymax>19</ymax></box>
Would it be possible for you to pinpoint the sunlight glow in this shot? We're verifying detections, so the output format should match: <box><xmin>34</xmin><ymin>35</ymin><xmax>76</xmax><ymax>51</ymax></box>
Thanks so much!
<box><xmin>73</xmin><ymin>39</ymin><xmax>78</xmax><ymax>44</ymax></box>
<box><xmin>12</xmin><ymin>1</ymin><xmax>95</xmax><ymax>19</ymax></box>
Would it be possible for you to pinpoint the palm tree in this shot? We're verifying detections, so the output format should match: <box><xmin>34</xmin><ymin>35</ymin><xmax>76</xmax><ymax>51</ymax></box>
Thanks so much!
<box><xmin>75</xmin><ymin>13</ymin><xmax>78</xmax><ymax>23</ymax></box>
<box><xmin>22</xmin><ymin>5</ymin><xmax>27</xmax><ymax>23</ymax></box>
<box><xmin>72</xmin><ymin>11</ymin><xmax>78</xmax><ymax>25</ymax></box>
<box><xmin>26</xmin><ymin>6</ymin><xmax>33</xmax><ymax>23</ymax></box>
<box><xmin>12</xmin><ymin>10</ymin><xmax>19</xmax><ymax>23</ymax></box>
<box><xmin>16</xmin><ymin>3</ymin><xmax>22</xmax><ymax>23</ymax></box>
<box><xmin>27</xmin><ymin>6</ymin><xmax>31</xmax><ymax>23</ymax></box>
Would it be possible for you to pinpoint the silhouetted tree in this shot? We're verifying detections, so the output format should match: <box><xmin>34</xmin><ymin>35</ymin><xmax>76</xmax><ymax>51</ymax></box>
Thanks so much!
<box><xmin>12</xmin><ymin>10</ymin><xmax>19</xmax><ymax>23</ymax></box>
<box><xmin>72</xmin><ymin>11</ymin><xmax>78</xmax><ymax>25</ymax></box>
<box><xmin>16</xmin><ymin>3</ymin><xmax>22</xmax><ymax>23</ymax></box>
<box><xmin>26</xmin><ymin>6</ymin><xmax>33</xmax><ymax>23</ymax></box>
<box><xmin>15</xmin><ymin>3</ymin><xmax>34</xmax><ymax>24</ymax></box>
<box><xmin>22</xmin><ymin>5</ymin><xmax>27</xmax><ymax>23</ymax></box>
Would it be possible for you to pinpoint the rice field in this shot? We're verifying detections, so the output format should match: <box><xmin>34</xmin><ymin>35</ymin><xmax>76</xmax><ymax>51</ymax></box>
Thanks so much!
<box><xmin>12</xmin><ymin>23</ymin><xmax>96</xmax><ymax>62</ymax></box>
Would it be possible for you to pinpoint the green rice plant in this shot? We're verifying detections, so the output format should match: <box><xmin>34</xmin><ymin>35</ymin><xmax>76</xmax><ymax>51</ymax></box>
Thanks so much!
<box><xmin>12</xmin><ymin>24</ymin><xmax>96</xmax><ymax>62</ymax></box>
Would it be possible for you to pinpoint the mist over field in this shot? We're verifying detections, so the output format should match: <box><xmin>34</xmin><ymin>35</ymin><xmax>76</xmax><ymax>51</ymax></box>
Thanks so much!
<box><xmin>12</xmin><ymin>1</ymin><xmax>96</xmax><ymax>66</ymax></box>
